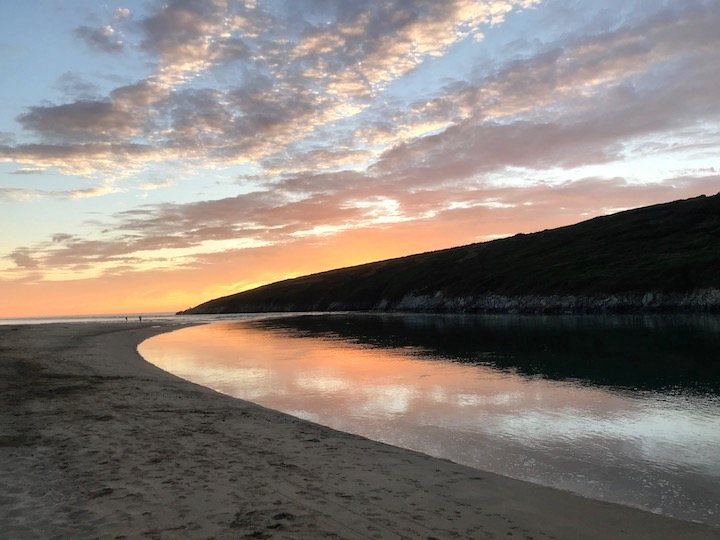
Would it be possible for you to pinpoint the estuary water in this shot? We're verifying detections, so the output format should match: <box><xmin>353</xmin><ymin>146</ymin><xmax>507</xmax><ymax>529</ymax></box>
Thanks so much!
<box><xmin>139</xmin><ymin>313</ymin><xmax>720</xmax><ymax>525</ymax></box>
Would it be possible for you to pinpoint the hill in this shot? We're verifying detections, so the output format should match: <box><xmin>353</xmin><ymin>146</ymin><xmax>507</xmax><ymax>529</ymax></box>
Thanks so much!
<box><xmin>180</xmin><ymin>194</ymin><xmax>720</xmax><ymax>314</ymax></box>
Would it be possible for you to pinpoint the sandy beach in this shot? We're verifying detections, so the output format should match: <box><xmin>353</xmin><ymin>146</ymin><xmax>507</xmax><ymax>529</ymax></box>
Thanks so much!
<box><xmin>1</xmin><ymin>322</ymin><xmax>718</xmax><ymax>539</ymax></box>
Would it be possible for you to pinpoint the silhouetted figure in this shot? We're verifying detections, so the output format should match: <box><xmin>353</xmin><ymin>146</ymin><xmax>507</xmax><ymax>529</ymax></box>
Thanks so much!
<box><xmin>139</xmin><ymin>316</ymin><xmax>142</xmax><ymax>323</ymax></box>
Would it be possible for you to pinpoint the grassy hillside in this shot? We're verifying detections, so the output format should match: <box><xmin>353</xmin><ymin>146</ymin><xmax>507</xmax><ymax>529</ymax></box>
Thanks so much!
<box><xmin>180</xmin><ymin>194</ymin><xmax>720</xmax><ymax>314</ymax></box>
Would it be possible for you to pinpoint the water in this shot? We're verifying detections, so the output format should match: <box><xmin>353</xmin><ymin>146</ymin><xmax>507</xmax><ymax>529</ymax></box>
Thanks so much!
<box><xmin>0</xmin><ymin>312</ymin><xmax>263</xmax><ymax>326</ymax></box>
<box><xmin>0</xmin><ymin>313</ymin><xmax>180</xmax><ymax>325</ymax></box>
<box><xmin>138</xmin><ymin>313</ymin><xmax>720</xmax><ymax>526</ymax></box>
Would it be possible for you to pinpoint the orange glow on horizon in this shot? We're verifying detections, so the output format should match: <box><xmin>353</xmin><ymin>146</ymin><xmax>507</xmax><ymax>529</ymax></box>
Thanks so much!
<box><xmin>0</xmin><ymin>188</ymin><xmax>710</xmax><ymax>319</ymax></box>
<box><xmin>0</xmin><ymin>220</ymin><xmax>456</xmax><ymax>318</ymax></box>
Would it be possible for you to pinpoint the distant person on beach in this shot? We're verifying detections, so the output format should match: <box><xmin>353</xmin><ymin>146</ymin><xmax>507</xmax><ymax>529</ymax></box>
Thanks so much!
<box><xmin>139</xmin><ymin>316</ymin><xmax>142</xmax><ymax>323</ymax></box>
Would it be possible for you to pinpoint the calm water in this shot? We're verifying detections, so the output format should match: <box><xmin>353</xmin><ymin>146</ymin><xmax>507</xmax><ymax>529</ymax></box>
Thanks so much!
<box><xmin>139</xmin><ymin>314</ymin><xmax>720</xmax><ymax>526</ymax></box>
<box><xmin>0</xmin><ymin>312</ymin><xmax>259</xmax><ymax>326</ymax></box>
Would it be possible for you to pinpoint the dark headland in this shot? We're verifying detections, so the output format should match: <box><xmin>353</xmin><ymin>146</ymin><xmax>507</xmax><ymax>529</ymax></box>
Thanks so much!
<box><xmin>180</xmin><ymin>193</ymin><xmax>720</xmax><ymax>315</ymax></box>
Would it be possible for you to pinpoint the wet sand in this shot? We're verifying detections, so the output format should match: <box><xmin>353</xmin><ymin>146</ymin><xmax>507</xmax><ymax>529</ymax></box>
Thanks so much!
<box><xmin>1</xmin><ymin>322</ymin><xmax>718</xmax><ymax>539</ymax></box>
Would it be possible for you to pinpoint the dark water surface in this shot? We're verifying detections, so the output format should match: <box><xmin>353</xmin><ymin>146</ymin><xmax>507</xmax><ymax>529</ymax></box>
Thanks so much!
<box><xmin>139</xmin><ymin>314</ymin><xmax>720</xmax><ymax>526</ymax></box>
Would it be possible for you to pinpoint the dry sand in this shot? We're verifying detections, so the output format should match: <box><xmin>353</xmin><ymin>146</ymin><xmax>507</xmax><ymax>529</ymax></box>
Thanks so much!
<box><xmin>1</xmin><ymin>321</ymin><xmax>718</xmax><ymax>540</ymax></box>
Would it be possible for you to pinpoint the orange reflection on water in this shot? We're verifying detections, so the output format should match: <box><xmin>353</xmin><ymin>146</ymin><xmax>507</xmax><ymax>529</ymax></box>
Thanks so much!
<box><xmin>139</xmin><ymin>319</ymin><xmax>720</xmax><ymax>526</ymax></box>
<box><xmin>140</xmin><ymin>321</ymin><xmax>631</xmax><ymax>431</ymax></box>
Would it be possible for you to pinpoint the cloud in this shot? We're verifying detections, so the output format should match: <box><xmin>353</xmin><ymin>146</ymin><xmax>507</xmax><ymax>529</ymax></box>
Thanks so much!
<box><xmin>4</xmin><ymin>0</ymin><xmax>717</xmax><ymax>177</ymax></box>
<box><xmin>115</xmin><ymin>8</ymin><xmax>131</xmax><ymax>20</ymax></box>
<box><xmin>9</xmin><ymin>167</ymin><xmax>45</xmax><ymax>175</ymax></box>
<box><xmin>9</xmin><ymin>249</ymin><xmax>38</xmax><ymax>269</ymax></box>
<box><xmin>364</xmin><ymin>2</ymin><xmax>720</xmax><ymax>185</ymax></box>
<box><xmin>74</xmin><ymin>24</ymin><xmax>124</xmax><ymax>53</ymax></box>
<box><xmin>140</xmin><ymin>0</ymin><xmax>253</xmax><ymax>85</ymax></box>
<box><xmin>3</xmin><ymin>1</ymin><xmax>717</xmax><ymax>184</ymax></box>
<box><xmin>0</xmin><ymin>142</ymin><xmax>167</xmax><ymax>176</ymax></box>
<box><xmin>0</xmin><ymin>188</ymin><xmax>42</xmax><ymax>202</ymax></box>
<box><xmin>62</xmin><ymin>185</ymin><xmax>120</xmax><ymax>199</ymax></box>
<box><xmin>52</xmin><ymin>234</ymin><xmax>74</xmax><ymax>244</ymax></box>
<box><xmin>54</xmin><ymin>72</ymin><xmax>101</xmax><ymax>100</ymax></box>
<box><xmin>110</xmin><ymin>79</ymin><xmax>171</xmax><ymax>110</ymax></box>
<box><xmin>166</xmin><ymin>88</ymin><xmax>234</xmax><ymax>145</ymax></box>
<box><xmin>292</xmin><ymin>0</ymin><xmax>539</xmax><ymax>99</ymax></box>
<box><xmin>261</xmin><ymin>147</ymin><xmax>374</xmax><ymax>175</ymax></box>
<box><xmin>139</xmin><ymin>179</ymin><xmax>175</xmax><ymax>191</ymax></box>
<box><xmin>16</xmin><ymin>100</ymin><xmax>141</xmax><ymax>142</ymax></box>
<box><xmin>0</xmin><ymin>184</ymin><xmax>119</xmax><ymax>202</ymax></box>
<box><xmin>0</xmin><ymin>0</ymin><xmax>605</xmax><ymax>176</ymax></box>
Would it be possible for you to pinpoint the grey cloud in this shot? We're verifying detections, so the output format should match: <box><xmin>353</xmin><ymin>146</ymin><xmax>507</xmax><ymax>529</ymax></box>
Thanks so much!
<box><xmin>140</xmin><ymin>0</ymin><xmax>223</xmax><ymax>53</ymax></box>
<box><xmin>213</xmin><ymin>37</ymin><xmax>249</xmax><ymax>63</ymax></box>
<box><xmin>54</xmin><ymin>72</ymin><xmax>101</xmax><ymax>100</ymax></box>
<box><xmin>52</xmin><ymin>234</ymin><xmax>74</xmax><ymax>243</ymax></box>
<box><xmin>0</xmin><ymin>142</ymin><xmax>161</xmax><ymax>176</ymax></box>
<box><xmin>9</xmin><ymin>168</ymin><xmax>45</xmax><ymax>175</ymax></box>
<box><xmin>9</xmin><ymin>250</ymin><xmax>38</xmax><ymax>269</ymax></box>
<box><xmin>372</xmin><ymin>118</ymin><xmax>620</xmax><ymax>185</ymax></box>
<box><xmin>139</xmin><ymin>0</ymin><xmax>254</xmax><ymax>74</ymax></box>
<box><xmin>167</xmin><ymin>89</ymin><xmax>233</xmax><ymax>145</ymax></box>
<box><xmin>110</xmin><ymin>80</ymin><xmax>168</xmax><ymax>109</ymax></box>
<box><xmin>75</xmin><ymin>24</ymin><xmax>124</xmax><ymax>53</ymax></box>
<box><xmin>275</xmin><ymin>170</ymin><xmax>365</xmax><ymax>195</ymax></box>
<box><xmin>0</xmin><ymin>142</ymin><xmax>152</xmax><ymax>160</ymax></box>
<box><xmin>16</xmin><ymin>100</ymin><xmax>140</xmax><ymax>142</ymax></box>
<box><xmin>261</xmin><ymin>147</ymin><xmax>373</xmax><ymax>174</ymax></box>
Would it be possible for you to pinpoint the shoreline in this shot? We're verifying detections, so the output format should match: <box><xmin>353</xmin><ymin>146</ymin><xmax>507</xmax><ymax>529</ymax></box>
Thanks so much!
<box><xmin>1</xmin><ymin>322</ymin><xmax>718</xmax><ymax>539</ymax></box>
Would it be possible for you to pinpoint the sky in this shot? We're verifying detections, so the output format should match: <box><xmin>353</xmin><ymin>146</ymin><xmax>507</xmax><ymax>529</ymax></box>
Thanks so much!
<box><xmin>1</xmin><ymin>0</ymin><xmax>718</xmax><ymax>317</ymax></box>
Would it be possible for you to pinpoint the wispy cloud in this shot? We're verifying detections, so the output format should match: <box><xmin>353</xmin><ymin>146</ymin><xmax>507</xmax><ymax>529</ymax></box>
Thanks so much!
<box><xmin>6</xmin><ymin>171</ymin><xmax>717</xmax><ymax>279</ymax></box>
<box><xmin>0</xmin><ymin>184</ymin><xmax>119</xmax><ymax>202</ymax></box>
<box><xmin>9</xmin><ymin>167</ymin><xmax>46</xmax><ymax>175</ymax></box>
<box><xmin>139</xmin><ymin>178</ymin><xmax>175</xmax><ymax>191</ymax></box>
<box><xmin>0</xmin><ymin>188</ymin><xmax>42</xmax><ymax>202</ymax></box>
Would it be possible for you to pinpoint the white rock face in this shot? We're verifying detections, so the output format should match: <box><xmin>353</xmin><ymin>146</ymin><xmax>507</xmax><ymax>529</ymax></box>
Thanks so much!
<box><xmin>376</xmin><ymin>289</ymin><xmax>720</xmax><ymax>314</ymax></box>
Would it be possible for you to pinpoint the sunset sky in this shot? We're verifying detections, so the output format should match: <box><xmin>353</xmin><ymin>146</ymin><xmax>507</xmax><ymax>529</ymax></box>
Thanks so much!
<box><xmin>1</xmin><ymin>0</ymin><xmax>718</xmax><ymax>317</ymax></box>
